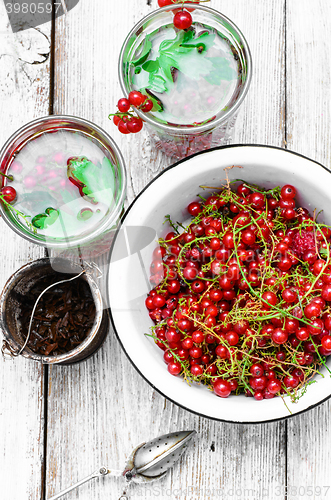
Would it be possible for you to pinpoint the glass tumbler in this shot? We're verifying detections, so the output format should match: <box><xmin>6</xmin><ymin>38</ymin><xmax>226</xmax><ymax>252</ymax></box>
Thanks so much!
<box><xmin>119</xmin><ymin>3</ymin><xmax>252</xmax><ymax>160</ymax></box>
<box><xmin>0</xmin><ymin>115</ymin><xmax>126</xmax><ymax>256</ymax></box>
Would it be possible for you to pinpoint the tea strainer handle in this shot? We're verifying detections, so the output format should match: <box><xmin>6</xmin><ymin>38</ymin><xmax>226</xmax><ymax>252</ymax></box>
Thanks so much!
<box><xmin>48</xmin><ymin>466</ymin><xmax>121</xmax><ymax>500</ymax></box>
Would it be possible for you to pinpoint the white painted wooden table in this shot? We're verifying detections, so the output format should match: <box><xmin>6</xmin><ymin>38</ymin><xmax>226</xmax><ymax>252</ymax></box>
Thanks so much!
<box><xmin>1</xmin><ymin>1</ymin><xmax>331</xmax><ymax>499</ymax></box>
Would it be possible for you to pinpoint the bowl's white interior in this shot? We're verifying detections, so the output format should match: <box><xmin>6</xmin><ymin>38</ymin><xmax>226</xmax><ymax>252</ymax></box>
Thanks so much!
<box><xmin>108</xmin><ymin>145</ymin><xmax>331</xmax><ymax>422</ymax></box>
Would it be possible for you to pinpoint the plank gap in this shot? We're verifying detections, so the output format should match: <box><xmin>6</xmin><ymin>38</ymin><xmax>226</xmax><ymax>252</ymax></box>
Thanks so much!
<box><xmin>41</xmin><ymin>365</ymin><xmax>49</xmax><ymax>500</ymax></box>
<box><xmin>49</xmin><ymin>0</ymin><xmax>56</xmax><ymax>115</ymax></box>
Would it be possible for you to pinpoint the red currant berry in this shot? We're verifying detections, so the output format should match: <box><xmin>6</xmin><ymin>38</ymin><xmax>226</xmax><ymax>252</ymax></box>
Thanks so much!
<box><xmin>321</xmin><ymin>335</ymin><xmax>331</xmax><ymax>351</ymax></box>
<box><xmin>295</xmin><ymin>328</ymin><xmax>310</xmax><ymax>341</ymax></box>
<box><xmin>128</xmin><ymin>90</ymin><xmax>146</xmax><ymax>107</ymax></box>
<box><xmin>173</xmin><ymin>10</ymin><xmax>192</xmax><ymax>30</ymax></box>
<box><xmin>307</xmin><ymin>318</ymin><xmax>324</xmax><ymax>336</ymax></box>
<box><xmin>250</xmin><ymin>363</ymin><xmax>264</xmax><ymax>377</ymax></box>
<box><xmin>267</xmin><ymin>379</ymin><xmax>282</xmax><ymax>394</ymax></box>
<box><xmin>118</xmin><ymin>120</ymin><xmax>130</xmax><ymax>134</ymax></box>
<box><xmin>237</xmin><ymin>183</ymin><xmax>251</xmax><ymax>196</ymax></box>
<box><xmin>280</xmin><ymin>184</ymin><xmax>296</xmax><ymax>199</ymax></box>
<box><xmin>261</xmin><ymin>291</ymin><xmax>278</xmax><ymax>310</ymax></box>
<box><xmin>167</xmin><ymin>362</ymin><xmax>182</xmax><ymax>376</ymax></box>
<box><xmin>276</xmin><ymin>351</ymin><xmax>286</xmax><ymax>361</ymax></box>
<box><xmin>283</xmin><ymin>374</ymin><xmax>299</xmax><ymax>389</ymax></box>
<box><xmin>117</xmin><ymin>98</ymin><xmax>130</xmax><ymax>112</ymax></box>
<box><xmin>191</xmin><ymin>364</ymin><xmax>203</xmax><ymax>376</ymax></box>
<box><xmin>225</xmin><ymin>331</ymin><xmax>239</xmax><ymax>346</ymax></box>
<box><xmin>187</xmin><ymin>201</ymin><xmax>202</xmax><ymax>216</ymax></box>
<box><xmin>284</xmin><ymin>317</ymin><xmax>299</xmax><ymax>333</ymax></box>
<box><xmin>254</xmin><ymin>391</ymin><xmax>264</xmax><ymax>401</ymax></box>
<box><xmin>321</xmin><ymin>284</ymin><xmax>331</xmax><ymax>301</ymax></box>
<box><xmin>249</xmin><ymin>375</ymin><xmax>267</xmax><ymax>391</ymax></box>
<box><xmin>113</xmin><ymin>115</ymin><xmax>121</xmax><ymax>126</ymax></box>
<box><xmin>1</xmin><ymin>186</ymin><xmax>16</xmax><ymax>203</ymax></box>
<box><xmin>248</xmin><ymin>192</ymin><xmax>265</xmax><ymax>209</ymax></box>
<box><xmin>278</xmin><ymin>257</ymin><xmax>292</xmax><ymax>271</ymax></box>
<box><xmin>152</xmin><ymin>294</ymin><xmax>166</xmax><ymax>308</ymax></box>
<box><xmin>282</xmin><ymin>288</ymin><xmax>297</xmax><ymax>303</ymax></box>
<box><xmin>215</xmin><ymin>345</ymin><xmax>229</xmax><ymax>360</ymax></box>
<box><xmin>213</xmin><ymin>378</ymin><xmax>231</xmax><ymax>398</ymax></box>
<box><xmin>158</xmin><ymin>0</ymin><xmax>173</xmax><ymax>6</ymax></box>
<box><xmin>242</xmin><ymin>229</ymin><xmax>256</xmax><ymax>246</ymax></box>
<box><xmin>304</xmin><ymin>301</ymin><xmax>322</xmax><ymax>319</ymax></box>
<box><xmin>141</xmin><ymin>99</ymin><xmax>153</xmax><ymax>112</ymax></box>
<box><xmin>126</xmin><ymin>117</ymin><xmax>143</xmax><ymax>133</ymax></box>
<box><xmin>272</xmin><ymin>328</ymin><xmax>288</xmax><ymax>344</ymax></box>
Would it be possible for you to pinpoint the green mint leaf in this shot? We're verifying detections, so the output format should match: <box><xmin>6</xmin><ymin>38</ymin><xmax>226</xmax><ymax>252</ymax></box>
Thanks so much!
<box><xmin>131</xmin><ymin>38</ymin><xmax>152</xmax><ymax>67</ymax></box>
<box><xmin>142</xmin><ymin>60</ymin><xmax>160</xmax><ymax>73</ymax></box>
<box><xmin>32</xmin><ymin>207</ymin><xmax>59</xmax><ymax>229</ymax></box>
<box><xmin>67</xmin><ymin>156</ymin><xmax>116</xmax><ymax>206</ymax></box>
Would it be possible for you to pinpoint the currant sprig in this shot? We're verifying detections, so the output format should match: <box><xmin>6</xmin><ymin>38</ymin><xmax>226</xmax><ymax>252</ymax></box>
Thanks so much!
<box><xmin>109</xmin><ymin>91</ymin><xmax>153</xmax><ymax>135</ymax></box>
<box><xmin>0</xmin><ymin>193</ymin><xmax>35</xmax><ymax>234</ymax></box>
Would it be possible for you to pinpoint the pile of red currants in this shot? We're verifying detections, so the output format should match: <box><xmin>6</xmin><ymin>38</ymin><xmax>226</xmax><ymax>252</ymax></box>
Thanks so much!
<box><xmin>145</xmin><ymin>180</ymin><xmax>331</xmax><ymax>402</ymax></box>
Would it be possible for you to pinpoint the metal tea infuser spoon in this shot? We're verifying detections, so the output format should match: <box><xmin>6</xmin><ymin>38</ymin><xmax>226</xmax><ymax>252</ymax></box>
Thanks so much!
<box><xmin>48</xmin><ymin>430</ymin><xmax>197</xmax><ymax>500</ymax></box>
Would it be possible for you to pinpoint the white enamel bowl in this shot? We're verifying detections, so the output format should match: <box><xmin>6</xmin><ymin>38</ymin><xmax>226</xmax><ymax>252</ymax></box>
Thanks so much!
<box><xmin>108</xmin><ymin>145</ymin><xmax>331</xmax><ymax>423</ymax></box>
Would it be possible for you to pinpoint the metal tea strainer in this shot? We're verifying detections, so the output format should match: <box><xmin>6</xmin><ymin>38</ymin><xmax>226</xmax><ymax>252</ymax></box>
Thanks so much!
<box><xmin>48</xmin><ymin>430</ymin><xmax>197</xmax><ymax>500</ymax></box>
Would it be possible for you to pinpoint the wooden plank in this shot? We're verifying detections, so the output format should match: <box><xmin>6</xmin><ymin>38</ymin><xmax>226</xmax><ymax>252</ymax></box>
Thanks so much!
<box><xmin>0</xmin><ymin>3</ymin><xmax>51</xmax><ymax>499</ymax></box>
<box><xmin>47</xmin><ymin>1</ymin><xmax>287</xmax><ymax>499</ymax></box>
<box><xmin>286</xmin><ymin>1</ymin><xmax>331</xmax><ymax>498</ymax></box>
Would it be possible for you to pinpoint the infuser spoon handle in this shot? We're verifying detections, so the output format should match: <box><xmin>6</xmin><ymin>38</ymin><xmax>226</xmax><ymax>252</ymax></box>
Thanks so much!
<box><xmin>48</xmin><ymin>466</ymin><xmax>122</xmax><ymax>500</ymax></box>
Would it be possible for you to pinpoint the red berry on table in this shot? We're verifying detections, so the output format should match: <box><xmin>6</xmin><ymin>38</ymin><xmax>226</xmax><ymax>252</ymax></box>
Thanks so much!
<box><xmin>126</xmin><ymin>117</ymin><xmax>144</xmax><ymax>134</ymax></box>
<box><xmin>113</xmin><ymin>115</ymin><xmax>121</xmax><ymax>126</ymax></box>
<box><xmin>173</xmin><ymin>10</ymin><xmax>193</xmax><ymax>30</ymax></box>
<box><xmin>118</xmin><ymin>120</ymin><xmax>130</xmax><ymax>134</ymax></box>
<box><xmin>128</xmin><ymin>90</ymin><xmax>146</xmax><ymax>107</ymax></box>
<box><xmin>117</xmin><ymin>98</ymin><xmax>130</xmax><ymax>113</ymax></box>
<box><xmin>1</xmin><ymin>186</ymin><xmax>16</xmax><ymax>203</ymax></box>
<box><xmin>158</xmin><ymin>0</ymin><xmax>173</xmax><ymax>6</ymax></box>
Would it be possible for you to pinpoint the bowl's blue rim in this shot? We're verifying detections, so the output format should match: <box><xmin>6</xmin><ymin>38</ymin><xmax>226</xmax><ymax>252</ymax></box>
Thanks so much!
<box><xmin>107</xmin><ymin>143</ymin><xmax>331</xmax><ymax>424</ymax></box>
